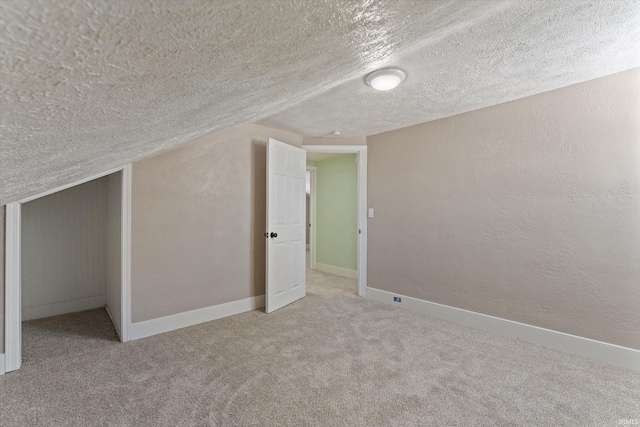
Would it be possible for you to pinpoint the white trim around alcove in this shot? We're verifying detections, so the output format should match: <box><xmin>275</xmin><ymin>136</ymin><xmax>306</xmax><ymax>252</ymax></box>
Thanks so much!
<box><xmin>365</xmin><ymin>287</ymin><xmax>640</xmax><ymax>370</ymax></box>
<box><xmin>3</xmin><ymin>165</ymin><xmax>133</xmax><ymax>374</ymax></box>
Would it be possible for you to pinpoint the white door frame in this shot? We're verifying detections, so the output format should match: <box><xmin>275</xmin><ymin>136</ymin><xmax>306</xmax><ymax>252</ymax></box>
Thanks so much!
<box><xmin>2</xmin><ymin>165</ymin><xmax>133</xmax><ymax>374</ymax></box>
<box><xmin>306</xmin><ymin>166</ymin><xmax>317</xmax><ymax>270</ymax></box>
<box><xmin>302</xmin><ymin>145</ymin><xmax>367</xmax><ymax>297</ymax></box>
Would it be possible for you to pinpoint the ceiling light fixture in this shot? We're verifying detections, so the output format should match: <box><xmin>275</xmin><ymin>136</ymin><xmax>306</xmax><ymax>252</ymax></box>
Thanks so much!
<box><xmin>365</xmin><ymin>68</ymin><xmax>406</xmax><ymax>91</ymax></box>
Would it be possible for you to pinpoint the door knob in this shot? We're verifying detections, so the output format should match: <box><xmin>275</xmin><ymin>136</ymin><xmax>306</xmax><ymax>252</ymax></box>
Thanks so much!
<box><xmin>270</xmin><ymin>232</ymin><xmax>278</xmax><ymax>238</ymax></box>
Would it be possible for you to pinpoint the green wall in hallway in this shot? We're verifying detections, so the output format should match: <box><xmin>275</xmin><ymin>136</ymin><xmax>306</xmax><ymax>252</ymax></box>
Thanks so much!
<box><xmin>315</xmin><ymin>154</ymin><xmax>358</xmax><ymax>271</ymax></box>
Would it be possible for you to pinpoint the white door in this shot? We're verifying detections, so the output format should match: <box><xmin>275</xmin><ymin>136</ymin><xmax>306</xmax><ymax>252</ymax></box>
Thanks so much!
<box><xmin>266</xmin><ymin>138</ymin><xmax>306</xmax><ymax>313</ymax></box>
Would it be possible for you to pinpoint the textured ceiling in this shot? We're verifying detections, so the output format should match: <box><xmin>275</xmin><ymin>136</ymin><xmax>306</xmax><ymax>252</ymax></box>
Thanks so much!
<box><xmin>1</xmin><ymin>0</ymin><xmax>639</xmax><ymax>204</ymax></box>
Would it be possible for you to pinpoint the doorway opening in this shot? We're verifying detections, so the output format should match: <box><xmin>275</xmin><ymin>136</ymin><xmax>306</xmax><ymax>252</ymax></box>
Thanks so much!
<box><xmin>303</xmin><ymin>145</ymin><xmax>367</xmax><ymax>297</ymax></box>
<box><xmin>3</xmin><ymin>166</ymin><xmax>132</xmax><ymax>373</ymax></box>
<box><xmin>306</xmin><ymin>166</ymin><xmax>317</xmax><ymax>270</ymax></box>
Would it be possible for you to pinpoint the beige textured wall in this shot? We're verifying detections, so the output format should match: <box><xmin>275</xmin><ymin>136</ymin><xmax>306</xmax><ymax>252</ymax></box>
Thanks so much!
<box><xmin>367</xmin><ymin>68</ymin><xmax>640</xmax><ymax>349</ymax></box>
<box><xmin>131</xmin><ymin>124</ymin><xmax>302</xmax><ymax>322</ymax></box>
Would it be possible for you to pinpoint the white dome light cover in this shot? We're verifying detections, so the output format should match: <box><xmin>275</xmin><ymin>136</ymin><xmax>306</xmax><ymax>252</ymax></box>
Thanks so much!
<box><xmin>365</xmin><ymin>68</ymin><xmax>406</xmax><ymax>91</ymax></box>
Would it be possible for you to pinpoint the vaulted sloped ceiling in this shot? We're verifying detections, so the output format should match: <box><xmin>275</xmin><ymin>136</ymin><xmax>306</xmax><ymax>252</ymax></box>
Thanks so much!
<box><xmin>1</xmin><ymin>0</ymin><xmax>639</xmax><ymax>204</ymax></box>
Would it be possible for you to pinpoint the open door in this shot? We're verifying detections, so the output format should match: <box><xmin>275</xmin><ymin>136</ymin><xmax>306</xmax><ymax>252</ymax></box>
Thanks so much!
<box><xmin>265</xmin><ymin>138</ymin><xmax>306</xmax><ymax>313</ymax></box>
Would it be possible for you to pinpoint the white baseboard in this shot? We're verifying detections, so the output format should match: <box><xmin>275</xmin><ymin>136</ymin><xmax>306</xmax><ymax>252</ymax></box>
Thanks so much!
<box><xmin>0</xmin><ymin>353</ymin><xmax>5</xmax><ymax>375</ymax></box>
<box><xmin>365</xmin><ymin>287</ymin><xmax>640</xmax><ymax>370</ymax></box>
<box><xmin>130</xmin><ymin>295</ymin><xmax>265</xmax><ymax>341</ymax></box>
<box><xmin>22</xmin><ymin>295</ymin><xmax>107</xmax><ymax>321</ymax></box>
<box><xmin>104</xmin><ymin>304</ymin><xmax>122</xmax><ymax>341</ymax></box>
<box><xmin>315</xmin><ymin>262</ymin><xmax>358</xmax><ymax>279</ymax></box>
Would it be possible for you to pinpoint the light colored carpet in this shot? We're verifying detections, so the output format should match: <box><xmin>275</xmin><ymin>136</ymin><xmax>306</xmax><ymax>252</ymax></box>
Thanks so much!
<box><xmin>21</xmin><ymin>308</ymin><xmax>119</xmax><ymax>366</ymax></box>
<box><xmin>1</xmin><ymin>267</ymin><xmax>639</xmax><ymax>426</ymax></box>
